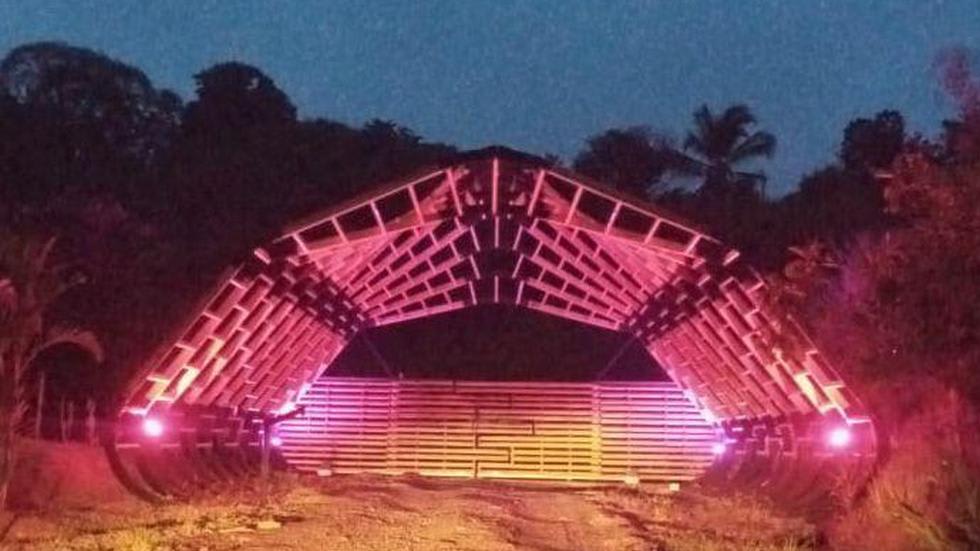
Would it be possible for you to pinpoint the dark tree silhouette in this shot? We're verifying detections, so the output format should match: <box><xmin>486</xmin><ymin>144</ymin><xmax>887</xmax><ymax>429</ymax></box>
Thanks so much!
<box><xmin>0</xmin><ymin>42</ymin><xmax>181</xmax><ymax>207</ymax></box>
<box><xmin>679</xmin><ymin>104</ymin><xmax>776</xmax><ymax>195</ymax></box>
<box><xmin>169</xmin><ymin>62</ymin><xmax>301</xmax><ymax>261</ymax></box>
<box><xmin>651</xmin><ymin>105</ymin><xmax>776</xmax><ymax>265</ymax></box>
<box><xmin>772</xmin><ymin>110</ymin><xmax>906</xmax><ymax>256</ymax></box>
<box><xmin>572</xmin><ymin>127</ymin><xmax>683</xmax><ymax>198</ymax></box>
<box><xmin>775</xmin><ymin>166</ymin><xmax>883</xmax><ymax>249</ymax></box>
<box><xmin>182</xmin><ymin>62</ymin><xmax>296</xmax><ymax>137</ymax></box>
<box><xmin>840</xmin><ymin>110</ymin><xmax>905</xmax><ymax>171</ymax></box>
<box><xmin>937</xmin><ymin>48</ymin><xmax>980</xmax><ymax>162</ymax></box>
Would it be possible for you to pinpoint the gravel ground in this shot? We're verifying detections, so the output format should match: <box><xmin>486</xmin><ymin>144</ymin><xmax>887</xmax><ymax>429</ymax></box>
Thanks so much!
<box><xmin>1</xmin><ymin>474</ymin><xmax>816</xmax><ymax>550</ymax></box>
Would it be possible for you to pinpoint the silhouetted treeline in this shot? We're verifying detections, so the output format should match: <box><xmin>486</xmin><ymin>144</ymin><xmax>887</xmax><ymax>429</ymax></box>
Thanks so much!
<box><xmin>0</xmin><ymin>43</ymin><xmax>455</xmax><ymax>401</ymax></box>
<box><xmin>573</xmin><ymin>107</ymin><xmax>906</xmax><ymax>269</ymax></box>
<box><xmin>1</xmin><ymin>41</ymin><xmax>978</xmax><ymax>406</ymax></box>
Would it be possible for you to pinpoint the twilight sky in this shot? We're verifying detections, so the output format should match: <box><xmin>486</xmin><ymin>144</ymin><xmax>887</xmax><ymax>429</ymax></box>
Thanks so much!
<box><xmin>1</xmin><ymin>1</ymin><xmax>979</xmax><ymax>194</ymax></box>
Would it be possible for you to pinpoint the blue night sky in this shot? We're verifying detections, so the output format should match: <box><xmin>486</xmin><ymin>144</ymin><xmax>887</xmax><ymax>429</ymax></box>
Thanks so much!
<box><xmin>1</xmin><ymin>1</ymin><xmax>979</xmax><ymax>194</ymax></box>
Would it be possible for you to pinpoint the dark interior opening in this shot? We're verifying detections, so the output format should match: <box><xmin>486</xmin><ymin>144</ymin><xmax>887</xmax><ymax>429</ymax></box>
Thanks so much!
<box><xmin>329</xmin><ymin>304</ymin><xmax>667</xmax><ymax>381</ymax></box>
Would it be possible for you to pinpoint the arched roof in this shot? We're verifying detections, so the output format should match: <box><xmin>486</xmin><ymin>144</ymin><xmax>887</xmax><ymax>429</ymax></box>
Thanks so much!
<box><xmin>124</xmin><ymin>147</ymin><xmax>868</xmax><ymax>428</ymax></box>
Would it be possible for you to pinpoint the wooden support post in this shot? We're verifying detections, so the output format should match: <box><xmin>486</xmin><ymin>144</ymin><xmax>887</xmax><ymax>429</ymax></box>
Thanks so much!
<box><xmin>34</xmin><ymin>371</ymin><xmax>45</xmax><ymax>439</ymax></box>
<box><xmin>85</xmin><ymin>399</ymin><xmax>96</xmax><ymax>445</ymax></box>
<box><xmin>261</xmin><ymin>405</ymin><xmax>304</xmax><ymax>480</ymax></box>
<box><xmin>66</xmin><ymin>400</ymin><xmax>75</xmax><ymax>442</ymax></box>
<box><xmin>594</xmin><ymin>335</ymin><xmax>638</xmax><ymax>381</ymax></box>
<box><xmin>361</xmin><ymin>333</ymin><xmax>396</xmax><ymax>379</ymax></box>
<box><xmin>260</xmin><ymin>419</ymin><xmax>271</xmax><ymax>480</ymax></box>
<box><xmin>59</xmin><ymin>398</ymin><xmax>67</xmax><ymax>442</ymax></box>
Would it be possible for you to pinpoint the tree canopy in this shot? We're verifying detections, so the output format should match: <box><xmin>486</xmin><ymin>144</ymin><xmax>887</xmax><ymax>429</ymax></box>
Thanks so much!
<box><xmin>0</xmin><ymin>39</ymin><xmax>977</xmax><ymax>425</ymax></box>
<box><xmin>572</xmin><ymin>126</ymin><xmax>683</xmax><ymax>198</ymax></box>
<box><xmin>679</xmin><ymin>103</ymin><xmax>776</xmax><ymax>194</ymax></box>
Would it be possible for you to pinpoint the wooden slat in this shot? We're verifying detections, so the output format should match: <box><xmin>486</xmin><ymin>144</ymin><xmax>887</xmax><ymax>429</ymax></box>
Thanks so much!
<box><xmin>278</xmin><ymin>377</ymin><xmax>718</xmax><ymax>482</ymax></box>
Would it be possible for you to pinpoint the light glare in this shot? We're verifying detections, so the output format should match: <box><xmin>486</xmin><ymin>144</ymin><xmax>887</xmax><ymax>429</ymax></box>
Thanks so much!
<box><xmin>828</xmin><ymin>427</ymin><xmax>851</xmax><ymax>448</ymax></box>
<box><xmin>142</xmin><ymin>417</ymin><xmax>164</xmax><ymax>438</ymax></box>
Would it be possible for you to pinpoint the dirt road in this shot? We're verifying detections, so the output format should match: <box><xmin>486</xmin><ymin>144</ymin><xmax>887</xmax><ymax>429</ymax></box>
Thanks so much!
<box><xmin>234</xmin><ymin>476</ymin><xmax>648</xmax><ymax>551</ymax></box>
<box><xmin>2</xmin><ymin>474</ymin><xmax>815</xmax><ymax>550</ymax></box>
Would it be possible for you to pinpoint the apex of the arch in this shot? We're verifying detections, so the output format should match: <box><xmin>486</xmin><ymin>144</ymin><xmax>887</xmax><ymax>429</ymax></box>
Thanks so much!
<box><xmin>453</xmin><ymin>145</ymin><xmax>554</xmax><ymax>167</ymax></box>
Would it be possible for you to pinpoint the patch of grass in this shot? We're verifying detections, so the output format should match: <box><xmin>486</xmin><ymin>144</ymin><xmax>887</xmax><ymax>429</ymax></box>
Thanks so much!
<box><xmin>667</xmin><ymin>492</ymin><xmax>817</xmax><ymax>551</ymax></box>
<box><xmin>590</xmin><ymin>485</ymin><xmax>817</xmax><ymax>551</ymax></box>
<box><xmin>867</xmin><ymin>456</ymin><xmax>980</xmax><ymax>551</ymax></box>
<box><xmin>828</xmin><ymin>389</ymin><xmax>980</xmax><ymax>551</ymax></box>
<box><xmin>25</xmin><ymin>527</ymin><xmax>162</xmax><ymax>551</ymax></box>
<box><xmin>102</xmin><ymin>528</ymin><xmax>162</xmax><ymax>551</ymax></box>
<box><xmin>1</xmin><ymin>475</ymin><xmax>308</xmax><ymax>550</ymax></box>
<box><xmin>668</xmin><ymin>531</ymin><xmax>811</xmax><ymax>551</ymax></box>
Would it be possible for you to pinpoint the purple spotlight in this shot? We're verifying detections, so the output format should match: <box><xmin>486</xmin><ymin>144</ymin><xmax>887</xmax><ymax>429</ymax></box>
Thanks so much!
<box><xmin>828</xmin><ymin>426</ymin><xmax>852</xmax><ymax>448</ymax></box>
<box><xmin>711</xmin><ymin>442</ymin><xmax>726</xmax><ymax>455</ymax></box>
<box><xmin>270</xmin><ymin>435</ymin><xmax>283</xmax><ymax>447</ymax></box>
<box><xmin>142</xmin><ymin>417</ymin><xmax>164</xmax><ymax>438</ymax></box>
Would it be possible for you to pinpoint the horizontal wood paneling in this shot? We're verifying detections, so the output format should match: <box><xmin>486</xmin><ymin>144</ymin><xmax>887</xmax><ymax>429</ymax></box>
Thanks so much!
<box><xmin>278</xmin><ymin>377</ymin><xmax>717</xmax><ymax>482</ymax></box>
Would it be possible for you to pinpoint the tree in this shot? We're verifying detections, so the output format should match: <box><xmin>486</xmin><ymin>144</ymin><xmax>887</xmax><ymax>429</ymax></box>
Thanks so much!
<box><xmin>775</xmin><ymin>164</ymin><xmax>885</xmax><ymax>248</ymax></box>
<box><xmin>679</xmin><ymin>104</ymin><xmax>776</xmax><ymax>195</ymax></box>
<box><xmin>936</xmin><ymin>47</ymin><xmax>980</xmax><ymax>162</ymax></box>
<box><xmin>651</xmin><ymin>105</ymin><xmax>776</xmax><ymax>265</ymax></box>
<box><xmin>572</xmin><ymin>127</ymin><xmax>683</xmax><ymax>198</ymax></box>
<box><xmin>875</xmin><ymin>153</ymin><xmax>980</xmax><ymax>371</ymax></box>
<box><xmin>0</xmin><ymin>42</ymin><xmax>181</xmax><ymax>207</ymax></box>
<box><xmin>169</xmin><ymin>62</ymin><xmax>301</xmax><ymax>261</ymax></box>
<box><xmin>779</xmin><ymin>148</ymin><xmax>980</xmax><ymax>397</ymax></box>
<box><xmin>0</xmin><ymin>233</ymin><xmax>98</xmax><ymax>509</ymax></box>
<box><xmin>766</xmin><ymin>110</ymin><xmax>905</xmax><ymax>267</ymax></box>
<box><xmin>840</xmin><ymin>110</ymin><xmax>905</xmax><ymax>171</ymax></box>
<box><xmin>182</xmin><ymin>62</ymin><xmax>296</xmax><ymax>137</ymax></box>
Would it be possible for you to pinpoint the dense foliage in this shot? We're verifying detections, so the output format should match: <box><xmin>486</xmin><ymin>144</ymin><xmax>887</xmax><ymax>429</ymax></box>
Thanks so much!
<box><xmin>0</xmin><ymin>39</ymin><xmax>978</xmax><ymax>542</ymax></box>
<box><xmin>0</xmin><ymin>43</ymin><xmax>454</xmax><ymax>402</ymax></box>
<box><xmin>0</xmin><ymin>41</ymin><xmax>976</xmax><ymax>400</ymax></box>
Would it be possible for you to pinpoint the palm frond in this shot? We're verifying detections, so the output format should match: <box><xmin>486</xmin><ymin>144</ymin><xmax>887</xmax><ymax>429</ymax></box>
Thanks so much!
<box><xmin>669</xmin><ymin>151</ymin><xmax>708</xmax><ymax>178</ymax></box>
<box><xmin>693</xmin><ymin>105</ymin><xmax>714</xmax><ymax>139</ymax></box>
<box><xmin>0</xmin><ymin>234</ymin><xmax>55</xmax><ymax>292</ymax></box>
<box><xmin>685</xmin><ymin>105</ymin><xmax>714</xmax><ymax>155</ymax></box>
<box><xmin>682</xmin><ymin>133</ymin><xmax>704</xmax><ymax>154</ymax></box>
<box><xmin>688</xmin><ymin>104</ymin><xmax>764</xmax><ymax>162</ymax></box>
<box><xmin>730</xmin><ymin>131</ymin><xmax>776</xmax><ymax>164</ymax></box>
<box><xmin>733</xmin><ymin>169</ymin><xmax>767</xmax><ymax>183</ymax></box>
<box><xmin>720</xmin><ymin>104</ymin><xmax>756</xmax><ymax>130</ymax></box>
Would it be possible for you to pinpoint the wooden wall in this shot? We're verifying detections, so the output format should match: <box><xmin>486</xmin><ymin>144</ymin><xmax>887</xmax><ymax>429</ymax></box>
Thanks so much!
<box><xmin>278</xmin><ymin>377</ymin><xmax>717</xmax><ymax>482</ymax></box>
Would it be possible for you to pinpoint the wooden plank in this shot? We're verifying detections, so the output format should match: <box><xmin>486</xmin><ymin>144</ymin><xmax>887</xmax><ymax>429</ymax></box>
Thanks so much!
<box><xmin>278</xmin><ymin>377</ymin><xmax>718</xmax><ymax>482</ymax></box>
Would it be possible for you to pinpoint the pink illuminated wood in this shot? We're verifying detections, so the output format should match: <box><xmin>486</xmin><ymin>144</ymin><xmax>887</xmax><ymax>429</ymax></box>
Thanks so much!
<box><xmin>278</xmin><ymin>377</ymin><xmax>716</xmax><ymax>482</ymax></box>
<box><xmin>123</xmin><ymin>148</ymin><xmax>870</xmax><ymax>435</ymax></box>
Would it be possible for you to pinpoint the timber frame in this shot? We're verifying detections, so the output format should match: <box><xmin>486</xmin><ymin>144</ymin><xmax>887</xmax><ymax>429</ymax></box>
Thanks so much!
<box><xmin>118</xmin><ymin>147</ymin><xmax>874</xmax><ymax>482</ymax></box>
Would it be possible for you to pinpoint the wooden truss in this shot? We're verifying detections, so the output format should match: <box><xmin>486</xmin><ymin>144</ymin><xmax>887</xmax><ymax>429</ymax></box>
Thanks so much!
<box><xmin>123</xmin><ymin>148</ymin><xmax>869</xmax><ymax>431</ymax></box>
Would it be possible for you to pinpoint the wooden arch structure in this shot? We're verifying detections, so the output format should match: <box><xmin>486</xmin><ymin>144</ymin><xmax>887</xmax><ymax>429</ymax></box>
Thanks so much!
<box><xmin>113</xmin><ymin>148</ymin><xmax>875</xmax><ymax>494</ymax></box>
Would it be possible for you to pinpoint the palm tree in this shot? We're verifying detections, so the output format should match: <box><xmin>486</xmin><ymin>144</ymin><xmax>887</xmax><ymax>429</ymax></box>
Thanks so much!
<box><xmin>680</xmin><ymin>104</ymin><xmax>776</xmax><ymax>196</ymax></box>
<box><xmin>0</xmin><ymin>232</ymin><xmax>97</xmax><ymax>509</ymax></box>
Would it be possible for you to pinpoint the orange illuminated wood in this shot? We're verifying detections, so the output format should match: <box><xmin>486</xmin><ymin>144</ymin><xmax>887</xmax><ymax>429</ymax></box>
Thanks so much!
<box><xmin>123</xmin><ymin>147</ymin><xmax>872</xmax><ymax>454</ymax></box>
<box><xmin>278</xmin><ymin>378</ymin><xmax>717</xmax><ymax>482</ymax></box>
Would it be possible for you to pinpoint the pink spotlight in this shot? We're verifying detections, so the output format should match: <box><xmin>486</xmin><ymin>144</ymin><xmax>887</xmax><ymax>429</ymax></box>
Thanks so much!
<box><xmin>270</xmin><ymin>435</ymin><xmax>283</xmax><ymax>447</ymax></box>
<box><xmin>711</xmin><ymin>442</ymin><xmax>727</xmax><ymax>455</ymax></box>
<box><xmin>828</xmin><ymin>426</ymin><xmax>852</xmax><ymax>448</ymax></box>
<box><xmin>142</xmin><ymin>417</ymin><xmax>164</xmax><ymax>438</ymax></box>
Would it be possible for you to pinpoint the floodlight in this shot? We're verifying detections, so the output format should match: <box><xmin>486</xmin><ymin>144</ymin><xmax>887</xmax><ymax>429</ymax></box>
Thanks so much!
<box><xmin>142</xmin><ymin>417</ymin><xmax>164</xmax><ymax>438</ymax></box>
<box><xmin>828</xmin><ymin>426</ymin><xmax>851</xmax><ymax>448</ymax></box>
